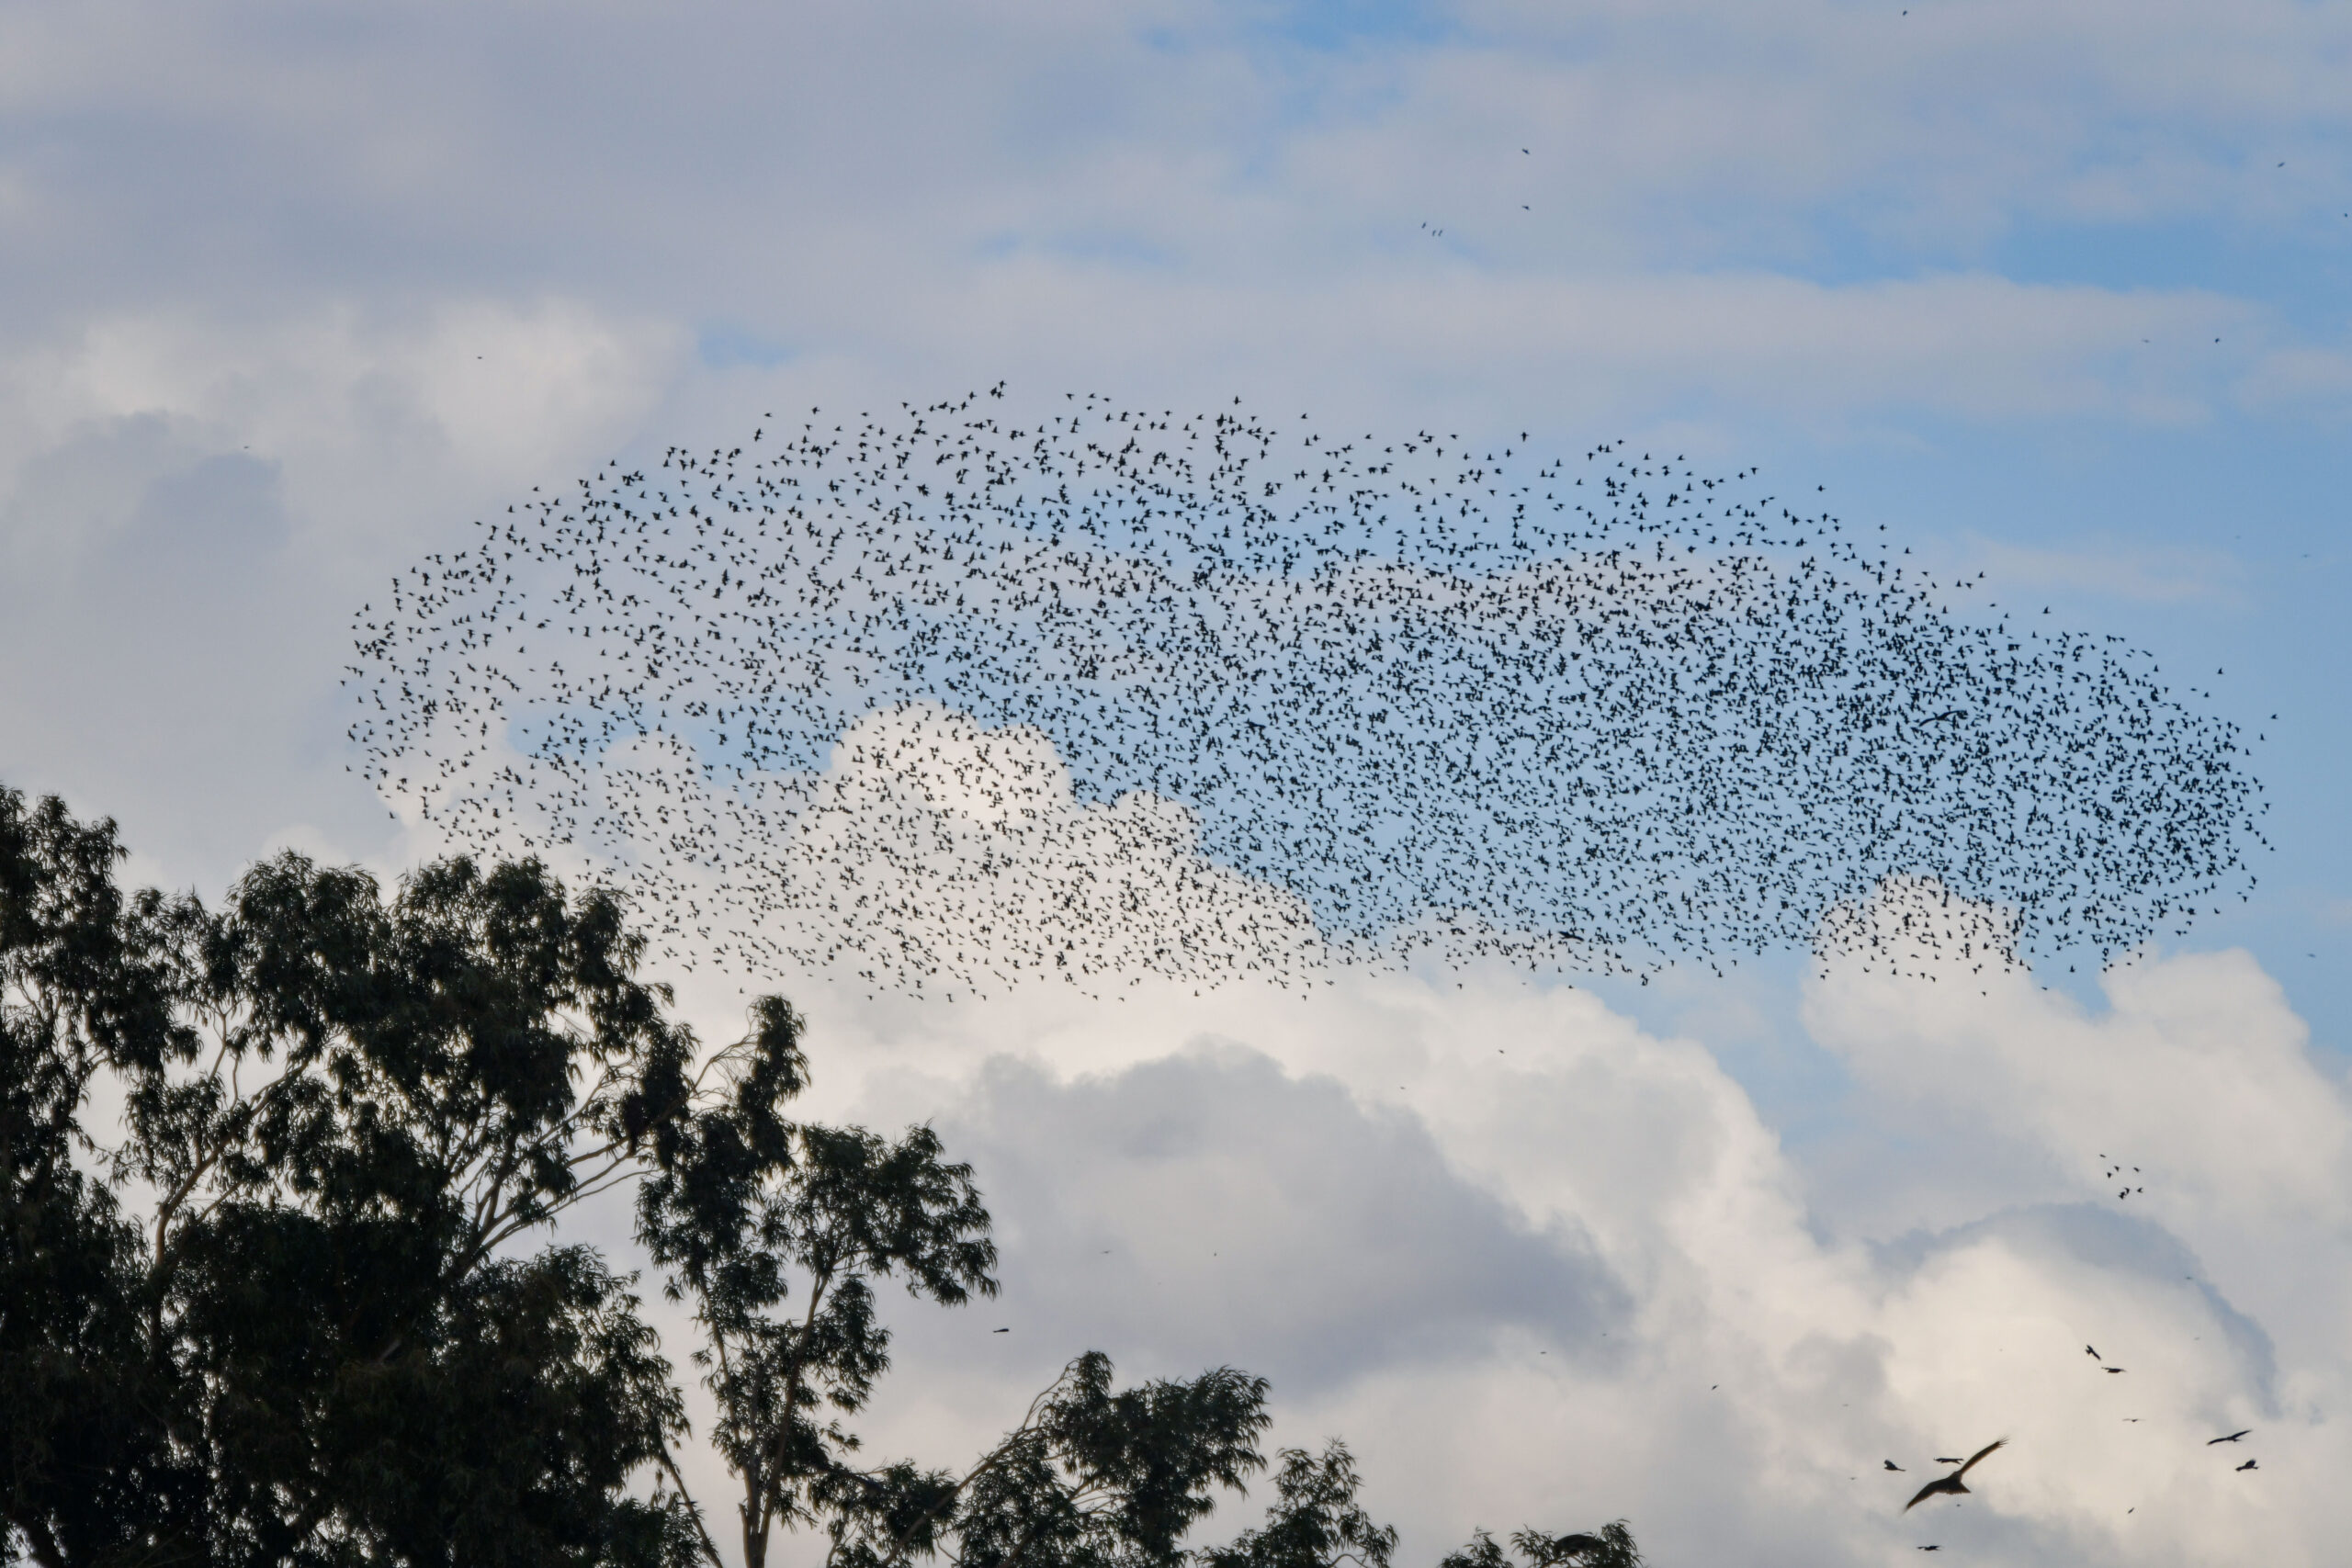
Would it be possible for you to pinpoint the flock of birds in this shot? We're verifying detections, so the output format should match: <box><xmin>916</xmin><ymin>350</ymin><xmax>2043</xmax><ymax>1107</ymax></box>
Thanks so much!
<box><xmin>1885</xmin><ymin>1341</ymin><xmax>2267</xmax><ymax>1551</ymax></box>
<box><xmin>346</xmin><ymin>389</ymin><xmax>2264</xmax><ymax>992</ymax></box>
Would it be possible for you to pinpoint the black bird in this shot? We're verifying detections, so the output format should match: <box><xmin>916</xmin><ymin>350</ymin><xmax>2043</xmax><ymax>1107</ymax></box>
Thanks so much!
<box><xmin>2236</xmin><ymin>1459</ymin><xmax>2257</xmax><ymax>1472</ymax></box>
<box><xmin>992</xmin><ymin>1327</ymin><xmax>1009</xmax><ymax>1334</ymax></box>
<box><xmin>1884</xmin><ymin>1461</ymin><xmax>1905</xmax><ymax>1472</ymax></box>
<box><xmin>2104</xmin><ymin>1366</ymin><xmax>2125</xmax><ymax>1374</ymax></box>
<box><xmin>1905</xmin><ymin>1440</ymin><xmax>2007</xmax><ymax>1512</ymax></box>
<box><xmin>2209</xmin><ymin>1430</ymin><xmax>2250</xmax><ymax>1445</ymax></box>
<box><xmin>2086</xmin><ymin>1345</ymin><xmax>2100</xmax><ymax>1360</ymax></box>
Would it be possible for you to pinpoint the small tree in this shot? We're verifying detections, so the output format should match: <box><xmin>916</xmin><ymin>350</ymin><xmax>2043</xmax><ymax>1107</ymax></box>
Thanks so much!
<box><xmin>1438</xmin><ymin>1524</ymin><xmax>1644</xmax><ymax>1568</ymax></box>
<box><xmin>1200</xmin><ymin>1442</ymin><xmax>1396</xmax><ymax>1568</ymax></box>
<box><xmin>933</xmin><ymin>1351</ymin><xmax>1272</xmax><ymax>1568</ymax></box>
<box><xmin>637</xmin><ymin>999</ymin><xmax>998</xmax><ymax>1568</ymax></box>
<box><xmin>639</xmin><ymin>1010</ymin><xmax>1273</xmax><ymax>1568</ymax></box>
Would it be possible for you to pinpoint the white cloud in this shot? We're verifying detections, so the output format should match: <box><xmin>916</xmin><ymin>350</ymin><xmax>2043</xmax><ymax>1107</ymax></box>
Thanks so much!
<box><xmin>533</xmin><ymin>715</ymin><xmax>2352</xmax><ymax>1568</ymax></box>
<box><xmin>5</xmin><ymin>3</ymin><xmax>2347</xmax><ymax>1560</ymax></box>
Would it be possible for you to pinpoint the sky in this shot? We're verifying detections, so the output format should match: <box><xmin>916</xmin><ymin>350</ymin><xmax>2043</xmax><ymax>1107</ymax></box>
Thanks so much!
<box><xmin>3</xmin><ymin>1</ymin><xmax>2350</xmax><ymax>1562</ymax></box>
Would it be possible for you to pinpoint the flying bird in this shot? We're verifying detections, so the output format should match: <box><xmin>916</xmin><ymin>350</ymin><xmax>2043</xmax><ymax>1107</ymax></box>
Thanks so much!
<box><xmin>2208</xmin><ymin>1430</ymin><xmax>2251</xmax><ymax>1445</ymax></box>
<box><xmin>1884</xmin><ymin>1461</ymin><xmax>1905</xmax><ymax>1472</ymax></box>
<box><xmin>2236</xmin><ymin>1459</ymin><xmax>2257</xmax><ymax>1472</ymax></box>
<box><xmin>1905</xmin><ymin>1440</ymin><xmax>2007</xmax><ymax>1512</ymax></box>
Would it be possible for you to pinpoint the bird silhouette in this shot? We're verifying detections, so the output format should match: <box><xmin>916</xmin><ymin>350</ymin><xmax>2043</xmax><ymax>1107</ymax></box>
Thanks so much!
<box><xmin>1905</xmin><ymin>1440</ymin><xmax>2007</xmax><ymax>1512</ymax></box>
<box><xmin>2208</xmin><ymin>1430</ymin><xmax>2251</xmax><ymax>1445</ymax></box>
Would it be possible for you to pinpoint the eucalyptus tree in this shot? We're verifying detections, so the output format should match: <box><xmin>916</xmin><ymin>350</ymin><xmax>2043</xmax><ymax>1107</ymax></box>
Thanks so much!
<box><xmin>1198</xmin><ymin>1442</ymin><xmax>1396</xmax><ymax>1568</ymax></box>
<box><xmin>1437</xmin><ymin>1524</ymin><xmax>1644</xmax><ymax>1568</ymax></box>
<box><xmin>638</xmin><ymin>1010</ymin><xmax>1272</xmax><ymax>1568</ymax></box>
<box><xmin>3</xmin><ymin>785</ymin><xmax>708</xmax><ymax>1566</ymax></box>
<box><xmin>5</xmin><ymin>781</ymin><xmax>1643</xmax><ymax>1568</ymax></box>
<box><xmin>637</xmin><ymin>998</ymin><xmax>996</xmax><ymax>1568</ymax></box>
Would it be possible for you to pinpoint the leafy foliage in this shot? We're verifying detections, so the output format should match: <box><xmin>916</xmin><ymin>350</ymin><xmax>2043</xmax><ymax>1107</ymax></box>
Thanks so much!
<box><xmin>638</xmin><ymin>1003</ymin><xmax>1000</xmax><ymax>1568</ymax></box>
<box><xmin>1199</xmin><ymin>1443</ymin><xmax>1396</xmax><ymax>1568</ymax></box>
<box><xmin>4</xmin><ymin>781</ymin><xmax>1644</xmax><ymax>1568</ymax></box>
<box><xmin>2</xmin><ymin>785</ymin><xmax>705</xmax><ymax>1566</ymax></box>
<box><xmin>1437</xmin><ymin>1525</ymin><xmax>1643</xmax><ymax>1568</ymax></box>
<box><xmin>937</xmin><ymin>1353</ymin><xmax>1272</xmax><ymax>1568</ymax></box>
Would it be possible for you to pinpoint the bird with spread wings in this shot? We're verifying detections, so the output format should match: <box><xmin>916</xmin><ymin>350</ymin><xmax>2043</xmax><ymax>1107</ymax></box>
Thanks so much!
<box><xmin>1904</xmin><ymin>1440</ymin><xmax>2007</xmax><ymax>1512</ymax></box>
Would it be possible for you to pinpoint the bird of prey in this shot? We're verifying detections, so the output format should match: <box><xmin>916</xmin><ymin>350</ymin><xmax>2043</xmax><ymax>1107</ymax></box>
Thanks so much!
<box><xmin>2209</xmin><ymin>1430</ymin><xmax>2251</xmax><ymax>1445</ymax></box>
<box><xmin>2236</xmin><ymin>1459</ymin><xmax>2257</xmax><ymax>1472</ymax></box>
<box><xmin>1884</xmin><ymin>1460</ymin><xmax>1905</xmax><ymax>1472</ymax></box>
<box><xmin>1905</xmin><ymin>1440</ymin><xmax>2007</xmax><ymax>1512</ymax></box>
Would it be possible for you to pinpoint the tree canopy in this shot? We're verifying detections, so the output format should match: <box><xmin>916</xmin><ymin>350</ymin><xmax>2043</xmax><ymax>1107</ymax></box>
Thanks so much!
<box><xmin>2</xmin><ymin>783</ymin><xmax>1641</xmax><ymax>1568</ymax></box>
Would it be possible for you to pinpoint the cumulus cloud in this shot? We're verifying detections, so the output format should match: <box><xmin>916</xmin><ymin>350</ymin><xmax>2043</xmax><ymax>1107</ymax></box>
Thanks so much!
<box><xmin>789</xmin><ymin>951</ymin><xmax>2348</xmax><ymax>1567</ymax></box>
<box><xmin>5</xmin><ymin>4</ymin><xmax>2346</xmax><ymax>1562</ymax></box>
<box><xmin>560</xmin><ymin>719</ymin><xmax>2352</xmax><ymax>1568</ymax></box>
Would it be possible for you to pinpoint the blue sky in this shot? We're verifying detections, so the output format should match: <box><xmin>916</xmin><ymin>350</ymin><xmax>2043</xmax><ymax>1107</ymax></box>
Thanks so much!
<box><xmin>4</xmin><ymin>3</ymin><xmax>2350</xmax><ymax>1563</ymax></box>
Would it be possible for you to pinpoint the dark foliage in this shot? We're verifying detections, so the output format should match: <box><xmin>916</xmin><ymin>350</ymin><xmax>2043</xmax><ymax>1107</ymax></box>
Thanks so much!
<box><xmin>2</xmin><ymin>785</ymin><xmax>703</xmax><ymax>1567</ymax></box>
<box><xmin>638</xmin><ymin>999</ymin><xmax>1000</xmax><ymax>1568</ymax></box>
<box><xmin>5</xmin><ymin>782</ymin><xmax>1643</xmax><ymax>1568</ymax></box>
<box><xmin>1199</xmin><ymin>1442</ymin><xmax>1395</xmax><ymax>1568</ymax></box>
<box><xmin>937</xmin><ymin>1353</ymin><xmax>1272</xmax><ymax>1568</ymax></box>
<box><xmin>1437</xmin><ymin>1524</ymin><xmax>1643</xmax><ymax>1568</ymax></box>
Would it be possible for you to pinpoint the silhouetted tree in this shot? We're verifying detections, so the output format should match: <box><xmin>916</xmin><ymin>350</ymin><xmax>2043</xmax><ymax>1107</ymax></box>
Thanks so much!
<box><xmin>3</xmin><ymin>785</ymin><xmax>706</xmax><ymax>1565</ymax></box>
<box><xmin>4</xmin><ymin>782</ymin><xmax>1644</xmax><ymax>1568</ymax></box>
<box><xmin>1438</xmin><ymin>1522</ymin><xmax>1644</xmax><ymax>1568</ymax></box>
<box><xmin>1200</xmin><ymin>1442</ymin><xmax>1396</xmax><ymax>1568</ymax></box>
<box><xmin>637</xmin><ymin>998</ymin><xmax>998</xmax><ymax>1568</ymax></box>
<box><xmin>638</xmin><ymin>1003</ymin><xmax>1273</xmax><ymax>1568</ymax></box>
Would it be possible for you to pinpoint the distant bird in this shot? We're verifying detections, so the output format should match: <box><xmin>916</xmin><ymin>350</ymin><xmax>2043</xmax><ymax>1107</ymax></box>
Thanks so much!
<box><xmin>2086</xmin><ymin>1345</ymin><xmax>2100</xmax><ymax>1360</ymax></box>
<box><xmin>992</xmin><ymin>1327</ymin><xmax>1010</xmax><ymax>1334</ymax></box>
<box><xmin>1935</xmin><ymin>1458</ymin><xmax>1962</xmax><ymax>1465</ymax></box>
<box><xmin>2104</xmin><ymin>1366</ymin><xmax>2126</xmax><ymax>1374</ymax></box>
<box><xmin>2209</xmin><ymin>1430</ymin><xmax>2250</xmax><ymax>1445</ymax></box>
<box><xmin>2236</xmin><ymin>1459</ymin><xmax>2257</xmax><ymax>1472</ymax></box>
<box><xmin>1884</xmin><ymin>1461</ymin><xmax>1905</xmax><ymax>1472</ymax></box>
<box><xmin>1905</xmin><ymin>1440</ymin><xmax>2007</xmax><ymax>1512</ymax></box>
